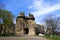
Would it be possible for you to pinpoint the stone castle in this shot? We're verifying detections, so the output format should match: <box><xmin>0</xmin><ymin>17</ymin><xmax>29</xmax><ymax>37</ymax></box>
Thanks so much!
<box><xmin>15</xmin><ymin>12</ymin><xmax>36</xmax><ymax>35</ymax></box>
<box><xmin>0</xmin><ymin>12</ymin><xmax>44</xmax><ymax>36</ymax></box>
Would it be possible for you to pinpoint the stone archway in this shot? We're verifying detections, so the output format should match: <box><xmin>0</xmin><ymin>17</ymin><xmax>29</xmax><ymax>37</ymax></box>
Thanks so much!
<box><xmin>24</xmin><ymin>27</ymin><xmax>29</xmax><ymax>34</ymax></box>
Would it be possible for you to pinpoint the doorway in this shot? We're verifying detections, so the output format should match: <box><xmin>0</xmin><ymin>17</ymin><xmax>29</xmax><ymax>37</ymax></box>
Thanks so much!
<box><xmin>24</xmin><ymin>27</ymin><xmax>29</xmax><ymax>34</ymax></box>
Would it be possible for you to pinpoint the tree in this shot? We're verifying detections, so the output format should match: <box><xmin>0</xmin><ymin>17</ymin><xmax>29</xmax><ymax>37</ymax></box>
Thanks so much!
<box><xmin>0</xmin><ymin>1</ymin><xmax>14</xmax><ymax>35</ymax></box>
<box><xmin>0</xmin><ymin>10</ymin><xmax>14</xmax><ymax>35</ymax></box>
<box><xmin>44</xmin><ymin>14</ymin><xmax>60</xmax><ymax>36</ymax></box>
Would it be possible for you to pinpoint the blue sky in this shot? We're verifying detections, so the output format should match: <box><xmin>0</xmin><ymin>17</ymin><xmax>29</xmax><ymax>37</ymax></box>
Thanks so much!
<box><xmin>1</xmin><ymin>0</ymin><xmax>60</xmax><ymax>24</ymax></box>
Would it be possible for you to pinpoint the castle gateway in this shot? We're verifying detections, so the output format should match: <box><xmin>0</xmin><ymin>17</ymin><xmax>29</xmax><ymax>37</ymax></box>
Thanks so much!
<box><xmin>15</xmin><ymin>12</ymin><xmax>36</xmax><ymax>35</ymax></box>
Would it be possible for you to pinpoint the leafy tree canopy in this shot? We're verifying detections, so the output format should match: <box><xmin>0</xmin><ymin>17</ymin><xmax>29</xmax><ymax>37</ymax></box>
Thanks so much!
<box><xmin>0</xmin><ymin>9</ymin><xmax>14</xmax><ymax>26</ymax></box>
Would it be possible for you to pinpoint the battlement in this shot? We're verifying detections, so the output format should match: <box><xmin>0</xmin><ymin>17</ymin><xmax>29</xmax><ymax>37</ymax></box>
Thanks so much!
<box><xmin>17</xmin><ymin>12</ymin><xmax>35</xmax><ymax>20</ymax></box>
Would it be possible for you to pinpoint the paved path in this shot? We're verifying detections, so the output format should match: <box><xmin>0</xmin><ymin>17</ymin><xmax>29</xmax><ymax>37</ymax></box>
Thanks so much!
<box><xmin>0</xmin><ymin>36</ymin><xmax>49</xmax><ymax>40</ymax></box>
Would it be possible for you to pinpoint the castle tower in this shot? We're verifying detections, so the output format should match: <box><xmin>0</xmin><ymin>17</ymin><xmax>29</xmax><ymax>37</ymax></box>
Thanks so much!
<box><xmin>15</xmin><ymin>12</ymin><xmax>26</xmax><ymax>35</ymax></box>
<box><xmin>28</xmin><ymin>13</ymin><xmax>35</xmax><ymax>35</ymax></box>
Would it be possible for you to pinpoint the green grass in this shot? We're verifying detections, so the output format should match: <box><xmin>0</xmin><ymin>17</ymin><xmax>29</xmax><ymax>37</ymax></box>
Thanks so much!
<box><xmin>45</xmin><ymin>35</ymin><xmax>60</xmax><ymax>40</ymax></box>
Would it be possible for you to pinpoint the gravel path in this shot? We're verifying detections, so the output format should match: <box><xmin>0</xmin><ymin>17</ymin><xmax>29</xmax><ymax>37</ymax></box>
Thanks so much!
<box><xmin>0</xmin><ymin>36</ymin><xmax>49</xmax><ymax>40</ymax></box>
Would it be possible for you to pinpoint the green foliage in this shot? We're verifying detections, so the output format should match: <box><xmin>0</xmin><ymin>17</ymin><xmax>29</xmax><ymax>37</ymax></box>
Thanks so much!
<box><xmin>0</xmin><ymin>9</ymin><xmax>14</xmax><ymax>26</ymax></box>
<box><xmin>46</xmin><ymin>35</ymin><xmax>60</xmax><ymax>40</ymax></box>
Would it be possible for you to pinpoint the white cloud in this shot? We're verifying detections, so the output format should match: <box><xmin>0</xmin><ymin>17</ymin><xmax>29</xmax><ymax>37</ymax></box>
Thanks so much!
<box><xmin>28</xmin><ymin>0</ymin><xmax>60</xmax><ymax>24</ymax></box>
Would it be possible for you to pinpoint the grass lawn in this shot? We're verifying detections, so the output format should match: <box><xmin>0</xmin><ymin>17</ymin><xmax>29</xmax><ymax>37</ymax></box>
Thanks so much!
<box><xmin>45</xmin><ymin>35</ymin><xmax>60</xmax><ymax>40</ymax></box>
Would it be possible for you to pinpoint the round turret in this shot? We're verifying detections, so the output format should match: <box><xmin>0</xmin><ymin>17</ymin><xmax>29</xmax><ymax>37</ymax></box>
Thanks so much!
<box><xmin>28</xmin><ymin>13</ymin><xmax>35</xmax><ymax>20</ymax></box>
<box><xmin>29</xmin><ymin>14</ymin><xmax>34</xmax><ymax>18</ymax></box>
<box><xmin>17</xmin><ymin>12</ymin><xmax>25</xmax><ymax>18</ymax></box>
<box><xmin>20</xmin><ymin>12</ymin><xmax>25</xmax><ymax>16</ymax></box>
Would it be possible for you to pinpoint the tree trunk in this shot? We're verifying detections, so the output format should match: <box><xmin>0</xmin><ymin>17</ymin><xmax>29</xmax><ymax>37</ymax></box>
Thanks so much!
<box><xmin>2</xmin><ymin>26</ymin><xmax>6</xmax><ymax>36</ymax></box>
